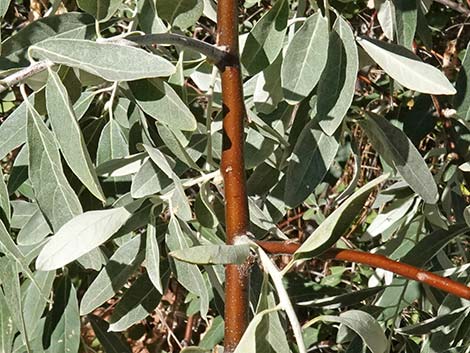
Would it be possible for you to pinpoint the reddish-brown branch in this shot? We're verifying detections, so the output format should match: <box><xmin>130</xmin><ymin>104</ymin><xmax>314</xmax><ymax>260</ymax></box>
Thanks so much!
<box><xmin>256</xmin><ymin>241</ymin><xmax>470</xmax><ymax>299</ymax></box>
<box><xmin>217</xmin><ymin>0</ymin><xmax>250</xmax><ymax>351</ymax></box>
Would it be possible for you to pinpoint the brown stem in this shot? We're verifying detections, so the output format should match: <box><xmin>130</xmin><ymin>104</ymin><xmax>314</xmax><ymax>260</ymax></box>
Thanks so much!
<box><xmin>434</xmin><ymin>0</ymin><xmax>470</xmax><ymax>15</ymax></box>
<box><xmin>217</xmin><ymin>0</ymin><xmax>250</xmax><ymax>352</ymax></box>
<box><xmin>256</xmin><ymin>241</ymin><xmax>470</xmax><ymax>299</ymax></box>
<box><xmin>182</xmin><ymin>315</ymin><xmax>194</xmax><ymax>346</ymax></box>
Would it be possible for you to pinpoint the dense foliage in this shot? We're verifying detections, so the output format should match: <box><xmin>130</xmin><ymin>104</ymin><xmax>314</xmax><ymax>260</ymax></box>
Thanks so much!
<box><xmin>0</xmin><ymin>0</ymin><xmax>469</xmax><ymax>352</ymax></box>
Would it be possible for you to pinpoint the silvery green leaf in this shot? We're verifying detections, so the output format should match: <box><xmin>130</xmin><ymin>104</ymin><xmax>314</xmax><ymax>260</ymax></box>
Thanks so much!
<box><xmin>156</xmin><ymin>0</ymin><xmax>203</xmax><ymax>30</ymax></box>
<box><xmin>0</xmin><ymin>13</ymin><xmax>95</xmax><ymax>71</ymax></box>
<box><xmin>194</xmin><ymin>182</ymin><xmax>219</xmax><ymax>228</ymax></box>
<box><xmin>36</xmin><ymin>207</ymin><xmax>133</xmax><ymax>271</ymax></box>
<box><xmin>241</xmin><ymin>0</ymin><xmax>288</xmax><ymax>75</ymax></box>
<box><xmin>43</xmin><ymin>278</ymin><xmax>80</xmax><ymax>353</ymax></box>
<box><xmin>170</xmin><ymin>244</ymin><xmax>250</xmax><ymax>265</ymax></box>
<box><xmin>281</xmin><ymin>12</ymin><xmax>329</xmax><ymax>104</ymax></box>
<box><xmin>96</xmin><ymin>153</ymin><xmax>145</xmax><ymax>178</ymax></box>
<box><xmin>454</xmin><ymin>41</ymin><xmax>470</xmax><ymax>120</ymax></box>
<box><xmin>366</xmin><ymin>196</ymin><xmax>415</xmax><ymax>237</ymax></box>
<box><xmin>320</xmin><ymin>310</ymin><xmax>387</xmax><ymax>353</ymax></box>
<box><xmin>285</xmin><ymin>121</ymin><xmax>339</xmax><ymax>207</ymax></box>
<box><xmin>108</xmin><ymin>271</ymin><xmax>167</xmax><ymax>332</ymax></box>
<box><xmin>357</xmin><ymin>36</ymin><xmax>456</xmax><ymax>95</ymax></box>
<box><xmin>130</xmin><ymin>158</ymin><xmax>173</xmax><ymax>198</ymax></box>
<box><xmin>294</xmin><ymin>174</ymin><xmax>388</xmax><ymax>259</ymax></box>
<box><xmin>145</xmin><ymin>210</ymin><xmax>163</xmax><ymax>292</ymax></box>
<box><xmin>88</xmin><ymin>315</ymin><xmax>132</xmax><ymax>353</ymax></box>
<box><xmin>80</xmin><ymin>236</ymin><xmax>145</xmax><ymax>315</ymax></box>
<box><xmin>77</xmin><ymin>0</ymin><xmax>121</xmax><ymax>21</ymax></box>
<box><xmin>129</xmin><ymin>79</ymin><xmax>197</xmax><ymax>131</ymax></box>
<box><xmin>298</xmin><ymin>286</ymin><xmax>385</xmax><ymax>308</ymax></box>
<box><xmin>138</xmin><ymin>0</ymin><xmax>167</xmax><ymax>34</ymax></box>
<box><xmin>157</xmin><ymin>124</ymin><xmax>201</xmax><ymax>169</ymax></box>
<box><xmin>16</xmin><ymin>207</ymin><xmax>51</xmax><ymax>245</ymax></box>
<box><xmin>0</xmin><ymin>0</ymin><xmax>11</xmax><ymax>18</ymax></box>
<box><xmin>254</xmin><ymin>54</ymin><xmax>283</xmax><ymax>113</ymax></box>
<box><xmin>29</xmin><ymin>39</ymin><xmax>175</xmax><ymax>82</ymax></box>
<box><xmin>26</xmin><ymin>102</ymin><xmax>83</xmax><ymax>231</ymax></box>
<box><xmin>22</xmin><ymin>271</ymin><xmax>55</xmax><ymax>336</ymax></box>
<box><xmin>169</xmin><ymin>179</ymin><xmax>192</xmax><ymax>221</ymax></box>
<box><xmin>233</xmin><ymin>307</ymin><xmax>281</xmax><ymax>353</ymax></box>
<box><xmin>377</xmin><ymin>0</ymin><xmax>395</xmax><ymax>40</ymax></box>
<box><xmin>394</xmin><ymin>0</ymin><xmax>417</xmax><ymax>49</ymax></box>
<box><xmin>166</xmin><ymin>217</ymin><xmax>209</xmax><ymax>319</ymax></box>
<box><xmin>73</xmin><ymin>91</ymin><xmax>95</xmax><ymax>120</ymax></box>
<box><xmin>46</xmin><ymin>69</ymin><xmax>105</xmax><ymax>201</ymax></box>
<box><xmin>317</xmin><ymin>16</ymin><xmax>358</xmax><ymax>136</ymax></box>
<box><xmin>96</xmin><ymin>119</ymin><xmax>129</xmax><ymax>166</ymax></box>
<box><xmin>0</xmin><ymin>290</ymin><xmax>14</xmax><ymax>353</ymax></box>
<box><xmin>0</xmin><ymin>168</ymin><xmax>10</xmax><ymax>226</ymax></box>
<box><xmin>359</xmin><ymin>113</ymin><xmax>438</xmax><ymax>204</ymax></box>
<box><xmin>0</xmin><ymin>260</ymin><xmax>26</xmax><ymax>341</ymax></box>
<box><xmin>396</xmin><ymin>307</ymin><xmax>468</xmax><ymax>335</ymax></box>
<box><xmin>0</xmin><ymin>93</ymin><xmax>36</xmax><ymax>160</ymax></box>
<box><xmin>142</xmin><ymin>144</ymin><xmax>174</xmax><ymax>178</ymax></box>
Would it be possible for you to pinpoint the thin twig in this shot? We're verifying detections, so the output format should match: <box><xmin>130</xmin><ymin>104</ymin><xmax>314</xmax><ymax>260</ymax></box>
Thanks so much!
<box><xmin>0</xmin><ymin>60</ymin><xmax>52</xmax><ymax>94</ymax></box>
<box><xmin>435</xmin><ymin>0</ymin><xmax>470</xmax><ymax>15</ymax></box>
<box><xmin>102</xmin><ymin>33</ymin><xmax>230</xmax><ymax>68</ymax></box>
<box><xmin>256</xmin><ymin>241</ymin><xmax>470</xmax><ymax>300</ymax></box>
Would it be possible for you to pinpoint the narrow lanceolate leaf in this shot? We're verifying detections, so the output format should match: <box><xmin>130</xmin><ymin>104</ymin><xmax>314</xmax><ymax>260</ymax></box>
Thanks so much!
<box><xmin>170</xmin><ymin>244</ymin><xmax>251</xmax><ymax>265</ymax></box>
<box><xmin>43</xmin><ymin>278</ymin><xmax>80</xmax><ymax>353</ymax></box>
<box><xmin>317</xmin><ymin>17</ymin><xmax>358</xmax><ymax>136</ymax></box>
<box><xmin>285</xmin><ymin>121</ymin><xmax>339</xmax><ymax>207</ymax></box>
<box><xmin>145</xmin><ymin>210</ymin><xmax>163</xmax><ymax>293</ymax></box>
<box><xmin>26</xmin><ymin>102</ymin><xmax>83</xmax><ymax>231</ymax></box>
<box><xmin>36</xmin><ymin>207</ymin><xmax>132</xmax><ymax>271</ymax></box>
<box><xmin>454</xmin><ymin>40</ymin><xmax>470</xmax><ymax>120</ymax></box>
<box><xmin>0</xmin><ymin>290</ymin><xmax>14</xmax><ymax>353</ymax></box>
<box><xmin>77</xmin><ymin>0</ymin><xmax>121</xmax><ymax>21</ymax></box>
<box><xmin>377</xmin><ymin>0</ymin><xmax>395</xmax><ymax>40</ymax></box>
<box><xmin>156</xmin><ymin>0</ymin><xmax>203</xmax><ymax>30</ymax></box>
<box><xmin>356</xmin><ymin>36</ymin><xmax>456</xmax><ymax>95</ymax></box>
<box><xmin>46</xmin><ymin>69</ymin><xmax>105</xmax><ymax>202</ymax></box>
<box><xmin>281</xmin><ymin>12</ymin><xmax>329</xmax><ymax>104</ymax></box>
<box><xmin>0</xmin><ymin>93</ymin><xmax>36</xmax><ymax>160</ymax></box>
<box><xmin>88</xmin><ymin>315</ymin><xmax>132</xmax><ymax>353</ymax></box>
<box><xmin>96</xmin><ymin>120</ymin><xmax>129</xmax><ymax>166</ymax></box>
<box><xmin>0</xmin><ymin>168</ymin><xmax>10</xmax><ymax>226</ymax></box>
<box><xmin>294</xmin><ymin>174</ymin><xmax>388</xmax><ymax>260</ymax></box>
<box><xmin>394</xmin><ymin>0</ymin><xmax>417</xmax><ymax>49</ymax></box>
<box><xmin>0</xmin><ymin>13</ymin><xmax>95</xmax><ymax>71</ymax></box>
<box><xmin>320</xmin><ymin>310</ymin><xmax>387</xmax><ymax>353</ymax></box>
<box><xmin>0</xmin><ymin>0</ymin><xmax>11</xmax><ymax>18</ymax></box>
<box><xmin>80</xmin><ymin>236</ymin><xmax>144</xmax><ymax>315</ymax></box>
<box><xmin>129</xmin><ymin>79</ymin><xmax>197</xmax><ymax>131</ymax></box>
<box><xmin>233</xmin><ymin>307</ymin><xmax>281</xmax><ymax>353</ymax></box>
<box><xmin>29</xmin><ymin>39</ymin><xmax>175</xmax><ymax>82</ymax></box>
<box><xmin>241</xmin><ymin>0</ymin><xmax>288</xmax><ymax>75</ymax></box>
<box><xmin>166</xmin><ymin>217</ymin><xmax>209</xmax><ymax>319</ymax></box>
<box><xmin>360</xmin><ymin>113</ymin><xmax>438</xmax><ymax>204</ymax></box>
<box><xmin>108</xmin><ymin>271</ymin><xmax>167</xmax><ymax>332</ymax></box>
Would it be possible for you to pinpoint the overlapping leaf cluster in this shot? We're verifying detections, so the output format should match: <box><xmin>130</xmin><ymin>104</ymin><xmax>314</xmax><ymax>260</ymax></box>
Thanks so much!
<box><xmin>0</xmin><ymin>0</ymin><xmax>469</xmax><ymax>352</ymax></box>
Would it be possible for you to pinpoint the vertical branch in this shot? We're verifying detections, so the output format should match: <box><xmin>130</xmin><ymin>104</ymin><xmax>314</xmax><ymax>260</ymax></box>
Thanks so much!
<box><xmin>217</xmin><ymin>0</ymin><xmax>250</xmax><ymax>351</ymax></box>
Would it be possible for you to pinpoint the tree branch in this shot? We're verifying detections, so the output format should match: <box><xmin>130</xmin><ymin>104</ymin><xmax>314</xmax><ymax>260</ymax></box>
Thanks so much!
<box><xmin>256</xmin><ymin>241</ymin><xmax>470</xmax><ymax>300</ymax></box>
<box><xmin>0</xmin><ymin>60</ymin><xmax>52</xmax><ymax>94</ymax></box>
<box><xmin>434</xmin><ymin>0</ymin><xmax>470</xmax><ymax>15</ymax></box>
<box><xmin>0</xmin><ymin>34</ymin><xmax>229</xmax><ymax>95</ymax></box>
